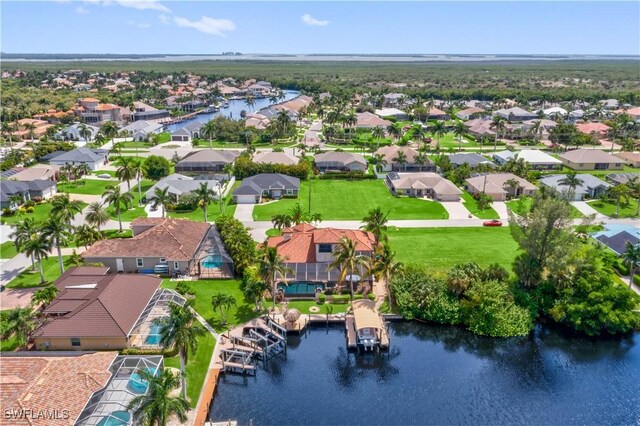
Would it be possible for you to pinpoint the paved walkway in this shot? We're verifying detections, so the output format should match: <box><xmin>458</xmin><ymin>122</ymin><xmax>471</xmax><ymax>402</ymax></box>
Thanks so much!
<box><xmin>571</xmin><ymin>201</ymin><xmax>605</xmax><ymax>218</ymax></box>
<box><xmin>144</xmin><ymin>203</ymin><xmax>163</xmax><ymax>218</ymax></box>
<box><xmin>441</xmin><ymin>201</ymin><xmax>474</xmax><ymax>220</ymax></box>
<box><xmin>492</xmin><ymin>201</ymin><xmax>510</xmax><ymax>219</ymax></box>
<box><xmin>233</xmin><ymin>204</ymin><xmax>255</xmax><ymax>222</ymax></box>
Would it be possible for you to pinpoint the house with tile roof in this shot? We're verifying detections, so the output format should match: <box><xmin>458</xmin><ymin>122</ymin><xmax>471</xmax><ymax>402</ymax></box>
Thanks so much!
<box><xmin>539</xmin><ymin>174</ymin><xmax>610</xmax><ymax>201</ymax></box>
<box><xmin>465</xmin><ymin>173</ymin><xmax>537</xmax><ymax>201</ymax></box>
<box><xmin>456</xmin><ymin>107</ymin><xmax>486</xmax><ymax>120</ymax></box>
<box><xmin>232</xmin><ymin>173</ymin><xmax>300</xmax><ymax>204</ymax></box>
<box><xmin>48</xmin><ymin>147</ymin><xmax>109</xmax><ymax>171</ymax></box>
<box><xmin>266</xmin><ymin>224</ymin><xmax>376</xmax><ymax>284</ymax></box>
<box><xmin>614</xmin><ymin>151</ymin><xmax>640</xmax><ymax>168</ymax></box>
<box><xmin>576</xmin><ymin>122</ymin><xmax>610</xmax><ymax>138</ymax></box>
<box><xmin>252</xmin><ymin>151</ymin><xmax>299</xmax><ymax>166</ymax></box>
<box><xmin>374</xmin><ymin>146</ymin><xmax>435</xmax><ymax>172</ymax></box>
<box><xmin>385</xmin><ymin>172</ymin><xmax>462</xmax><ymax>201</ymax></box>
<box><xmin>314</xmin><ymin>152</ymin><xmax>367</xmax><ymax>172</ymax></box>
<box><xmin>353</xmin><ymin>112</ymin><xmax>392</xmax><ymax>129</ymax></box>
<box><xmin>82</xmin><ymin>218</ymin><xmax>233</xmax><ymax>277</ymax></box>
<box><xmin>175</xmin><ymin>149</ymin><xmax>241</xmax><ymax>174</ymax></box>
<box><xmin>492</xmin><ymin>149</ymin><xmax>563</xmax><ymax>170</ymax></box>
<box><xmin>559</xmin><ymin>149</ymin><xmax>624</xmax><ymax>171</ymax></box>
<box><xmin>494</xmin><ymin>107</ymin><xmax>537</xmax><ymax>122</ymax></box>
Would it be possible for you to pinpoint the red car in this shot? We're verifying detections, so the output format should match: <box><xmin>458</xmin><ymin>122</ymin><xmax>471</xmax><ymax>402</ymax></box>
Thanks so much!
<box><xmin>483</xmin><ymin>219</ymin><xmax>503</xmax><ymax>227</ymax></box>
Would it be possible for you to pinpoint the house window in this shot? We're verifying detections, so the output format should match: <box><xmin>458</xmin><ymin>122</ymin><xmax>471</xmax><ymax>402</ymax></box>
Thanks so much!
<box><xmin>174</xmin><ymin>262</ymin><xmax>179</xmax><ymax>270</ymax></box>
<box><xmin>136</xmin><ymin>258</ymin><xmax>144</xmax><ymax>267</ymax></box>
<box><xmin>319</xmin><ymin>244</ymin><xmax>332</xmax><ymax>253</ymax></box>
<box><xmin>286</xmin><ymin>189</ymin><xmax>294</xmax><ymax>195</ymax></box>
<box><xmin>71</xmin><ymin>337</ymin><xmax>81</xmax><ymax>347</ymax></box>
<box><xmin>159</xmin><ymin>258</ymin><xmax>166</xmax><ymax>263</ymax></box>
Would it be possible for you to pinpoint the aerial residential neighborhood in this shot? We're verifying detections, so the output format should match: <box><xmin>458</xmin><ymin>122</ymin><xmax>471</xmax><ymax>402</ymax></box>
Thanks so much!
<box><xmin>0</xmin><ymin>1</ymin><xmax>639</xmax><ymax>426</ymax></box>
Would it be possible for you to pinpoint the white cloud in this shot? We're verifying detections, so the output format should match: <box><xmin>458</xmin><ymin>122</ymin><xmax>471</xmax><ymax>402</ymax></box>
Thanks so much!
<box><xmin>302</xmin><ymin>13</ymin><xmax>329</xmax><ymax>27</ymax></box>
<box><xmin>83</xmin><ymin>0</ymin><xmax>171</xmax><ymax>14</ymax></box>
<box><xmin>158</xmin><ymin>14</ymin><xmax>170</xmax><ymax>25</ymax></box>
<box><xmin>75</xmin><ymin>6</ymin><xmax>90</xmax><ymax>14</ymax></box>
<box><xmin>174</xmin><ymin>16</ymin><xmax>236</xmax><ymax>37</ymax></box>
<box><xmin>128</xmin><ymin>20</ymin><xmax>151</xmax><ymax>29</ymax></box>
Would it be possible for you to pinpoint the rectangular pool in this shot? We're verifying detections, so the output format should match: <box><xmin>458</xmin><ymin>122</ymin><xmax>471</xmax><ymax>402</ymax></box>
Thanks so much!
<box><xmin>278</xmin><ymin>282</ymin><xmax>324</xmax><ymax>296</ymax></box>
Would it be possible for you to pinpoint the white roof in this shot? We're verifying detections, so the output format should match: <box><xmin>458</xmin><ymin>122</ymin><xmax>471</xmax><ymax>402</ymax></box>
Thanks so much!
<box><xmin>543</xmin><ymin>107</ymin><xmax>567</xmax><ymax>115</ymax></box>
<box><xmin>517</xmin><ymin>149</ymin><xmax>562</xmax><ymax>164</ymax></box>
<box><xmin>375</xmin><ymin>108</ymin><xmax>406</xmax><ymax>117</ymax></box>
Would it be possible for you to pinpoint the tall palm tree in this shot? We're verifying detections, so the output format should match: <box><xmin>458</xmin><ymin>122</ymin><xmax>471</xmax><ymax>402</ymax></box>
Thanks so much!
<box><xmin>490</xmin><ymin>115</ymin><xmax>506</xmax><ymax>151</ymax></box>
<box><xmin>23</xmin><ymin>235</ymin><xmax>51</xmax><ymax>284</ymax></box>
<box><xmin>78</xmin><ymin>123</ymin><xmax>92</xmax><ymax>142</ymax></box>
<box><xmin>608</xmin><ymin>184</ymin><xmax>630</xmax><ymax>217</ymax></box>
<box><xmin>75</xmin><ymin>224</ymin><xmax>102</xmax><ymax>248</ymax></box>
<box><xmin>210</xmin><ymin>293</ymin><xmax>237</xmax><ymax>325</ymax></box>
<box><xmin>372</xmin><ymin>126</ymin><xmax>385</xmax><ymax>140</ymax></box>
<box><xmin>155</xmin><ymin>301</ymin><xmax>205</xmax><ymax>401</ymax></box>
<box><xmin>194</xmin><ymin>182</ymin><xmax>216</xmax><ymax>222</ymax></box>
<box><xmin>10</xmin><ymin>217</ymin><xmax>40</xmax><ymax>270</ymax></box>
<box><xmin>31</xmin><ymin>285</ymin><xmax>58</xmax><ymax>308</ymax></box>
<box><xmin>288</xmin><ymin>203</ymin><xmax>306</xmax><ymax>225</ymax></box>
<box><xmin>201</xmin><ymin>119</ymin><xmax>217</xmax><ymax>150</ymax></box>
<box><xmin>1</xmin><ymin>122</ymin><xmax>15</xmax><ymax>150</ymax></box>
<box><xmin>114</xmin><ymin>156</ymin><xmax>134</xmax><ymax>192</ymax></box>
<box><xmin>371</xmin><ymin>243</ymin><xmax>403</xmax><ymax>308</ymax></box>
<box><xmin>271</xmin><ymin>214</ymin><xmax>293</xmax><ymax>230</ymax></box>
<box><xmin>387</xmin><ymin>122</ymin><xmax>402</xmax><ymax>142</ymax></box>
<box><xmin>131</xmin><ymin>157</ymin><xmax>145</xmax><ymax>206</ymax></box>
<box><xmin>361</xmin><ymin>207</ymin><xmax>389</xmax><ymax>247</ymax></box>
<box><xmin>50</xmin><ymin>194</ymin><xmax>84</xmax><ymax>225</ymax></box>
<box><xmin>392</xmin><ymin>150</ymin><xmax>408</xmax><ymax>172</ymax></box>
<box><xmin>529</xmin><ymin>120</ymin><xmax>542</xmax><ymax>144</ymax></box>
<box><xmin>559</xmin><ymin>171</ymin><xmax>585</xmax><ymax>198</ymax></box>
<box><xmin>503</xmin><ymin>178</ymin><xmax>521</xmax><ymax>198</ymax></box>
<box><xmin>42</xmin><ymin>218</ymin><xmax>72</xmax><ymax>274</ymax></box>
<box><xmin>245</xmin><ymin>94</ymin><xmax>256</xmax><ymax>113</ymax></box>
<box><xmin>103</xmin><ymin>185</ymin><xmax>134</xmax><ymax>232</ymax></box>
<box><xmin>415</xmin><ymin>151</ymin><xmax>429</xmax><ymax>171</ymax></box>
<box><xmin>3</xmin><ymin>307</ymin><xmax>38</xmax><ymax>349</ymax></box>
<box><xmin>430</xmin><ymin>121</ymin><xmax>446</xmax><ymax>145</ymax></box>
<box><xmin>85</xmin><ymin>201</ymin><xmax>110</xmax><ymax>232</ymax></box>
<box><xmin>625</xmin><ymin>176</ymin><xmax>640</xmax><ymax>216</ymax></box>
<box><xmin>622</xmin><ymin>241</ymin><xmax>640</xmax><ymax>288</ymax></box>
<box><xmin>453</xmin><ymin>121</ymin><xmax>467</xmax><ymax>152</ymax></box>
<box><xmin>329</xmin><ymin>237</ymin><xmax>370</xmax><ymax>301</ymax></box>
<box><xmin>23</xmin><ymin>122</ymin><xmax>37</xmax><ymax>141</ymax></box>
<box><xmin>258</xmin><ymin>246</ymin><xmax>292</xmax><ymax>309</ymax></box>
<box><xmin>127</xmin><ymin>369</ymin><xmax>189</xmax><ymax>426</ymax></box>
<box><xmin>149</xmin><ymin>187</ymin><xmax>171</xmax><ymax>219</ymax></box>
<box><xmin>100</xmin><ymin>121</ymin><xmax>119</xmax><ymax>151</ymax></box>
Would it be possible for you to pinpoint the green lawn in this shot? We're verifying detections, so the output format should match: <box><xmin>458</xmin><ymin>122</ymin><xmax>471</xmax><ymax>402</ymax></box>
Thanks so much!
<box><xmin>102</xmin><ymin>229</ymin><xmax>133</xmax><ymax>238</ymax></box>
<box><xmin>163</xmin><ymin>332</ymin><xmax>214</xmax><ymax>407</ymax></box>
<box><xmin>265</xmin><ymin>228</ymin><xmax>282</xmax><ymax>237</ymax></box>
<box><xmin>387</xmin><ymin>227</ymin><xmax>520</xmax><ymax>272</ymax></box>
<box><xmin>0</xmin><ymin>241</ymin><xmax>18</xmax><ymax>259</ymax></box>
<box><xmin>168</xmin><ymin>181</ymin><xmax>240</xmax><ymax>222</ymax></box>
<box><xmin>107</xmin><ymin>180</ymin><xmax>154</xmax><ymax>222</ymax></box>
<box><xmin>587</xmin><ymin>199</ymin><xmax>639</xmax><ymax>218</ymax></box>
<box><xmin>506</xmin><ymin>197</ymin><xmax>584</xmax><ymax>218</ymax></box>
<box><xmin>0</xmin><ymin>202</ymin><xmax>87</xmax><ymax>225</ymax></box>
<box><xmin>91</xmin><ymin>170</ymin><xmax>116</xmax><ymax>177</ymax></box>
<box><xmin>6</xmin><ymin>255</ymin><xmax>70</xmax><ymax>288</ymax></box>
<box><xmin>253</xmin><ymin>180</ymin><xmax>449</xmax><ymax>221</ymax></box>
<box><xmin>286</xmin><ymin>300</ymin><xmax>355</xmax><ymax>314</ymax></box>
<box><xmin>58</xmin><ymin>178</ymin><xmax>118</xmax><ymax>195</ymax></box>
<box><xmin>460</xmin><ymin>191</ymin><xmax>499</xmax><ymax>219</ymax></box>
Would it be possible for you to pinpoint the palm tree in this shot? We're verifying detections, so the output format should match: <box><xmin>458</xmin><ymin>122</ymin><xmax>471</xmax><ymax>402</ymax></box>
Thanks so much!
<box><xmin>114</xmin><ymin>156</ymin><xmax>134</xmax><ymax>192</ymax></box>
<box><xmin>65</xmin><ymin>249</ymin><xmax>84</xmax><ymax>268</ymax></box>
<box><xmin>201</xmin><ymin>120</ymin><xmax>217</xmax><ymax>150</ymax></box>
<box><xmin>23</xmin><ymin>235</ymin><xmax>50</xmax><ymax>284</ymax></box>
<box><xmin>194</xmin><ymin>182</ymin><xmax>216</xmax><ymax>222</ymax></box>
<box><xmin>503</xmin><ymin>178</ymin><xmax>521</xmax><ymax>198</ymax></box>
<box><xmin>529</xmin><ymin>120</ymin><xmax>542</xmax><ymax>144</ymax></box>
<box><xmin>131</xmin><ymin>157</ymin><xmax>145</xmax><ymax>206</ymax></box>
<box><xmin>622</xmin><ymin>241</ymin><xmax>640</xmax><ymax>288</ymax></box>
<box><xmin>392</xmin><ymin>150</ymin><xmax>408</xmax><ymax>172</ymax></box>
<box><xmin>361</xmin><ymin>207</ymin><xmax>389</xmax><ymax>247</ymax></box>
<box><xmin>453</xmin><ymin>121</ymin><xmax>467</xmax><ymax>152</ymax></box>
<box><xmin>31</xmin><ymin>285</ymin><xmax>58</xmax><ymax>308</ymax></box>
<box><xmin>490</xmin><ymin>115</ymin><xmax>506</xmax><ymax>151</ymax></box>
<box><xmin>415</xmin><ymin>151</ymin><xmax>429</xmax><ymax>172</ymax></box>
<box><xmin>430</xmin><ymin>121</ymin><xmax>446</xmax><ymax>145</ymax></box>
<box><xmin>78</xmin><ymin>123</ymin><xmax>92</xmax><ymax>142</ymax></box>
<box><xmin>288</xmin><ymin>203</ymin><xmax>306</xmax><ymax>225</ymax></box>
<box><xmin>258</xmin><ymin>246</ymin><xmax>292</xmax><ymax>309</ymax></box>
<box><xmin>3</xmin><ymin>307</ymin><xmax>38</xmax><ymax>349</ymax></box>
<box><xmin>271</xmin><ymin>214</ymin><xmax>293</xmax><ymax>230</ymax></box>
<box><xmin>329</xmin><ymin>237</ymin><xmax>370</xmax><ymax>301</ymax></box>
<box><xmin>559</xmin><ymin>171</ymin><xmax>585</xmax><ymax>198</ymax></box>
<box><xmin>387</xmin><ymin>122</ymin><xmax>402</xmax><ymax>142</ymax></box>
<box><xmin>245</xmin><ymin>94</ymin><xmax>256</xmax><ymax>113</ymax></box>
<box><xmin>149</xmin><ymin>187</ymin><xmax>171</xmax><ymax>219</ymax></box>
<box><xmin>371</xmin><ymin>243</ymin><xmax>403</xmax><ymax>308</ymax></box>
<box><xmin>608</xmin><ymin>184</ymin><xmax>630</xmax><ymax>217</ymax></box>
<box><xmin>372</xmin><ymin>126</ymin><xmax>385</xmax><ymax>140</ymax></box>
<box><xmin>103</xmin><ymin>185</ymin><xmax>134</xmax><ymax>232</ymax></box>
<box><xmin>1</xmin><ymin>121</ymin><xmax>15</xmax><ymax>150</ymax></box>
<box><xmin>210</xmin><ymin>293</ymin><xmax>237</xmax><ymax>325</ymax></box>
<box><xmin>100</xmin><ymin>121</ymin><xmax>119</xmax><ymax>150</ymax></box>
<box><xmin>24</xmin><ymin>123</ymin><xmax>37</xmax><ymax>141</ymax></box>
<box><xmin>127</xmin><ymin>369</ymin><xmax>189</xmax><ymax>426</ymax></box>
<box><xmin>42</xmin><ymin>218</ymin><xmax>72</xmax><ymax>274</ymax></box>
<box><xmin>75</xmin><ymin>224</ymin><xmax>102</xmax><ymax>248</ymax></box>
<box><xmin>85</xmin><ymin>201</ymin><xmax>110</xmax><ymax>232</ymax></box>
<box><xmin>11</xmin><ymin>217</ymin><xmax>40</xmax><ymax>270</ymax></box>
<box><xmin>50</xmin><ymin>194</ymin><xmax>84</xmax><ymax>225</ymax></box>
<box><xmin>155</xmin><ymin>301</ymin><xmax>205</xmax><ymax>401</ymax></box>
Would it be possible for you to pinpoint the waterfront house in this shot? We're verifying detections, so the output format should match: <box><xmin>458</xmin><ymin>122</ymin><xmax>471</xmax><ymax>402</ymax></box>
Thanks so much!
<box><xmin>539</xmin><ymin>174</ymin><xmax>610</xmax><ymax>201</ymax></box>
<box><xmin>48</xmin><ymin>147</ymin><xmax>109</xmax><ymax>171</ymax></box>
<box><xmin>121</xmin><ymin>120</ymin><xmax>164</xmax><ymax>141</ymax></box>
<box><xmin>492</xmin><ymin>149</ymin><xmax>562</xmax><ymax>170</ymax></box>
<box><xmin>73</xmin><ymin>98</ymin><xmax>122</xmax><ymax>125</ymax></box>
<box><xmin>559</xmin><ymin>149</ymin><xmax>624</xmax><ymax>171</ymax></box>
<box><xmin>314</xmin><ymin>152</ymin><xmax>367</xmax><ymax>172</ymax></box>
<box><xmin>374</xmin><ymin>146</ymin><xmax>435</xmax><ymax>172</ymax></box>
<box><xmin>385</xmin><ymin>172</ymin><xmax>462</xmax><ymax>201</ymax></box>
<box><xmin>175</xmin><ymin>150</ymin><xmax>241</xmax><ymax>174</ymax></box>
<box><xmin>465</xmin><ymin>173</ymin><xmax>537</xmax><ymax>201</ymax></box>
<box><xmin>171</xmin><ymin>121</ymin><xmax>203</xmax><ymax>142</ymax></box>
<box><xmin>232</xmin><ymin>173</ymin><xmax>300</xmax><ymax>204</ymax></box>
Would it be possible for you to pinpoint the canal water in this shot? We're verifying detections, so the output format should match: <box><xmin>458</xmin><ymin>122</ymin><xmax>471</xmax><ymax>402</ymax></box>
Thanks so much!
<box><xmin>209</xmin><ymin>322</ymin><xmax>640</xmax><ymax>425</ymax></box>
<box><xmin>166</xmin><ymin>90</ymin><xmax>300</xmax><ymax>133</ymax></box>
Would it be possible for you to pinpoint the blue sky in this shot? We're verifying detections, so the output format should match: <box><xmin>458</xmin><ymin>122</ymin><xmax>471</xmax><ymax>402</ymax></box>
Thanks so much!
<box><xmin>1</xmin><ymin>1</ymin><xmax>639</xmax><ymax>55</ymax></box>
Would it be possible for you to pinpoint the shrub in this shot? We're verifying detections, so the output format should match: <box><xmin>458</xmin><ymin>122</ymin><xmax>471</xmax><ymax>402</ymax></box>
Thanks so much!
<box><xmin>316</xmin><ymin>294</ymin><xmax>326</xmax><ymax>305</ymax></box>
<box><xmin>330</xmin><ymin>294</ymin><xmax>350</xmax><ymax>304</ymax></box>
<box><xmin>25</xmin><ymin>206</ymin><xmax>35</xmax><ymax>214</ymax></box>
<box><xmin>2</xmin><ymin>208</ymin><xmax>14</xmax><ymax>216</ymax></box>
<box><xmin>23</xmin><ymin>199</ymin><xmax>36</xmax><ymax>208</ymax></box>
<box><xmin>142</xmin><ymin>155</ymin><xmax>171</xmax><ymax>180</ymax></box>
<box><xmin>175</xmin><ymin>281</ymin><xmax>195</xmax><ymax>296</ymax></box>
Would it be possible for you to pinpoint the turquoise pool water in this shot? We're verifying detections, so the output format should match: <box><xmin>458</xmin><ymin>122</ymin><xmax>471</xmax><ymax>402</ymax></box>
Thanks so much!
<box><xmin>202</xmin><ymin>255</ymin><xmax>222</xmax><ymax>269</ymax></box>
<box><xmin>96</xmin><ymin>410</ymin><xmax>130</xmax><ymax>426</ymax></box>
<box><xmin>278</xmin><ymin>282</ymin><xmax>324</xmax><ymax>295</ymax></box>
<box><xmin>144</xmin><ymin>323</ymin><xmax>162</xmax><ymax>345</ymax></box>
<box><xmin>127</xmin><ymin>367</ymin><xmax>157</xmax><ymax>394</ymax></box>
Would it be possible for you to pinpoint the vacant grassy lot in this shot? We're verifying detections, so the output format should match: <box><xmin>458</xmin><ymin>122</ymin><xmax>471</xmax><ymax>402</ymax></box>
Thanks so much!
<box><xmin>7</xmin><ymin>256</ymin><xmax>71</xmax><ymax>288</ymax></box>
<box><xmin>387</xmin><ymin>227</ymin><xmax>520</xmax><ymax>272</ymax></box>
<box><xmin>58</xmin><ymin>178</ymin><xmax>117</xmax><ymax>195</ymax></box>
<box><xmin>0</xmin><ymin>241</ymin><xmax>18</xmax><ymax>259</ymax></box>
<box><xmin>460</xmin><ymin>191</ymin><xmax>499</xmax><ymax>219</ymax></box>
<box><xmin>587</xmin><ymin>199</ymin><xmax>639</xmax><ymax>218</ymax></box>
<box><xmin>506</xmin><ymin>197</ymin><xmax>584</xmax><ymax>218</ymax></box>
<box><xmin>0</xmin><ymin>202</ymin><xmax>88</xmax><ymax>225</ymax></box>
<box><xmin>253</xmin><ymin>180</ymin><xmax>449</xmax><ymax>221</ymax></box>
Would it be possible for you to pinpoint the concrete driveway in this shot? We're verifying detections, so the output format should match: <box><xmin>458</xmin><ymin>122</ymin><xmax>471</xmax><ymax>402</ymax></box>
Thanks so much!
<box><xmin>234</xmin><ymin>204</ymin><xmax>255</xmax><ymax>222</ymax></box>
<box><xmin>492</xmin><ymin>202</ymin><xmax>510</xmax><ymax>219</ymax></box>
<box><xmin>441</xmin><ymin>201</ymin><xmax>473</xmax><ymax>220</ymax></box>
<box><xmin>571</xmin><ymin>201</ymin><xmax>605</xmax><ymax>218</ymax></box>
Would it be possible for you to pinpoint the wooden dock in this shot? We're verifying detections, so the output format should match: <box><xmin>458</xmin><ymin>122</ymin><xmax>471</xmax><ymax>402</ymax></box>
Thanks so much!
<box><xmin>345</xmin><ymin>315</ymin><xmax>357</xmax><ymax>349</ymax></box>
<box><xmin>194</xmin><ymin>368</ymin><xmax>220</xmax><ymax>426</ymax></box>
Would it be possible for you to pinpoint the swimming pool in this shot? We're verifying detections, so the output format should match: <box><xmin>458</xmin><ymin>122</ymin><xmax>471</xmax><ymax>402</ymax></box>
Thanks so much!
<box><xmin>202</xmin><ymin>255</ymin><xmax>222</xmax><ymax>269</ymax></box>
<box><xmin>96</xmin><ymin>410</ymin><xmax>130</xmax><ymax>426</ymax></box>
<box><xmin>278</xmin><ymin>282</ymin><xmax>325</xmax><ymax>296</ymax></box>
<box><xmin>144</xmin><ymin>323</ymin><xmax>162</xmax><ymax>345</ymax></box>
<box><xmin>127</xmin><ymin>367</ymin><xmax>156</xmax><ymax>394</ymax></box>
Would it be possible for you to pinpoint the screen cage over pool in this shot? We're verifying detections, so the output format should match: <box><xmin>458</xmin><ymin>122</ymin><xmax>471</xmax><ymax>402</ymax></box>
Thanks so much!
<box><xmin>280</xmin><ymin>263</ymin><xmax>372</xmax><ymax>285</ymax></box>
<box><xmin>190</xmin><ymin>225</ymin><xmax>234</xmax><ymax>279</ymax></box>
<box><xmin>128</xmin><ymin>288</ymin><xmax>186</xmax><ymax>349</ymax></box>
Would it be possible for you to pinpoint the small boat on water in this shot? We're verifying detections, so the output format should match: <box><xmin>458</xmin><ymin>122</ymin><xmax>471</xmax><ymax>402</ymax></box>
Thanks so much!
<box><xmin>204</xmin><ymin>105</ymin><xmax>220</xmax><ymax>113</ymax></box>
<box><xmin>222</xmin><ymin>101</ymin><xmax>230</xmax><ymax>108</ymax></box>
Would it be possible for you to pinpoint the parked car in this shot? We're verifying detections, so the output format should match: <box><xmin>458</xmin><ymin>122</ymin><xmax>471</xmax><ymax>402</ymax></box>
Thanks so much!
<box><xmin>483</xmin><ymin>219</ymin><xmax>503</xmax><ymax>227</ymax></box>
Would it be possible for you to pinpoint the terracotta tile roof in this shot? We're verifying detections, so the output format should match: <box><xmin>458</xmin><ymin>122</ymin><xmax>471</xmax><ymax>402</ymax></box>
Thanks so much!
<box><xmin>82</xmin><ymin>218</ymin><xmax>210</xmax><ymax>261</ymax></box>
<box><xmin>576</xmin><ymin>122</ymin><xmax>610</xmax><ymax>134</ymax></box>
<box><xmin>34</xmin><ymin>271</ymin><xmax>161</xmax><ymax>339</ymax></box>
<box><xmin>0</xmin><ymin>352</ymin><xmax>117</xmax><ymax>426</ymax></box>
<box><xmin>267</xmin><ymin>226</ymin><xmax>375</xmax><ymax>263</ymax></box>
<box><xmin>560</xmin><ymin>149</ymin><xmax>622</xmax><ymax>164</ymax></box>
<box><xmin>80</xmin><ymin>97</ymin><xmax>100</xmax><ymax>103</ymax></box>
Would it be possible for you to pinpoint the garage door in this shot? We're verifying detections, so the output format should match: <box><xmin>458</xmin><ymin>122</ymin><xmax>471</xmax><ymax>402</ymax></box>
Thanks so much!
<box><xmin>236</xmin><ymin>195</ymin><xmax>257</xmax><ymax>204</ymax></box>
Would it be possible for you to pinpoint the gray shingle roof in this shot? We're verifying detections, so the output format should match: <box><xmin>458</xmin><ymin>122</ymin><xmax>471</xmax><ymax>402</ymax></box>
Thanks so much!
<box><xmin>48</xmin><ymin>147</ymin><xmax>107</xmax><ymax>163</ymax></box>
<box><xmin>233</xmin><ymin>173</ymin><xmax>300</xmax><ymax>196</ymax></box>
<box><xmin>539</xmin><ymin>174</ymin><xmax>610</xmax><ymax>195</ymax></box>
<box><xmin>449</xmin><ymin>153</ymin><xmax>496</xmax><ymax>168</ymax></box>
<box><xmin>1</xmin><ymin>181</ymin><xmax>30</xmax><ymax>201</ymax></box>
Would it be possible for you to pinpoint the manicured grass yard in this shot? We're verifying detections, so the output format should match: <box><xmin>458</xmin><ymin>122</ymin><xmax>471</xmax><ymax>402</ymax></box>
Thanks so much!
<box><xmin>253</xmin><ymin>180</ymin><xmax>449</xmax><ymax>221</ymax></box>
<box><xmin>460</xmin><ymin>191</ymin><xmax>499</xmax><ymax>219</ymax></box>
<box><xmin>107</xmin><ymin>180</ymin><xmax>154</xmax><ymax>222</ymax></box>
<box><xmin>58</xmin><ymin>178</ymin><xmax>118</xmax><ymax>195</ymax></box>
<box><xmin>0</xmin><ymin>202</ymin><xmax>87</xmax><ymax>225</ymax></box>
<box><xmin>286</xmin><ymin>300</ymin><xmax>349</xmax><ymax>314</ymax></box>
<box><xmin>6</xmin><ymin>255</ymin><xmax>70</xmax><ymax>288</ymax></box>
<box><xmin>168</xmin><ymin>181</ymin><xmax>240</xmax><ymax>222</ymax></box>
<box><xmin>0</xmin><ymin>241</ymin><xmax>18</xmax><ymax>259</ymax></box>
<box><xmin>587</xmin><ymin>198</ymin><xmax>639</xmax><ymax>218</ymax></box>
<box><xmin>506</xmin><ymin>197</ymin><xmax>584</xmax><ymax>218</ymax></box>
<box><xmin>387</xmin><ymin>227</ymin><xmax>520</xmax><ymax>272</ymax></box>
